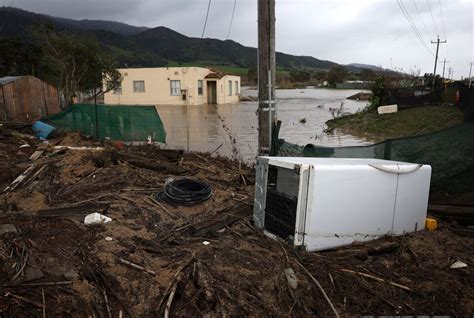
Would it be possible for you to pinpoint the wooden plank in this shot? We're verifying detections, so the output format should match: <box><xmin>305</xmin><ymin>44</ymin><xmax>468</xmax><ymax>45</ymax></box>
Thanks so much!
<box><xmin>45</xmin><ymin>82</ymin><xmax>60</xmax><ymax>115</ymax></box>
<box><xmin>0</xmin><ymin>85</ymin><xmax>7</xmax><ymax>121</ymax></box>
<box><xmin>4</xmin><ymin>84</ymin><xmax>15</xmax><ymax>120</ymax></box>
<box><xmin>1</xmin><ymin>76</ymin><xmax>60</xmax><ymax>121</ymax></box>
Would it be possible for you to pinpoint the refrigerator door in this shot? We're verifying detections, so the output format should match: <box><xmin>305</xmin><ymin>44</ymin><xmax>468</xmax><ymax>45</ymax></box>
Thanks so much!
<box><xmin>392</xmin><ymin>165</ymin><xmax>432</xmax><ymax>234</ymax></box>
<box><xmin>303</xmin><ymin>164</ymin><xmax>398</xmax><ymax>252</ymax></box>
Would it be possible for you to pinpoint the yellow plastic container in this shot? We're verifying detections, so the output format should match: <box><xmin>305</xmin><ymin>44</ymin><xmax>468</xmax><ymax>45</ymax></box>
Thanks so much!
<box><xmin>425</xmin><ymin>218</ymin><xmax>438</xmax><ymax>231</ymax></box>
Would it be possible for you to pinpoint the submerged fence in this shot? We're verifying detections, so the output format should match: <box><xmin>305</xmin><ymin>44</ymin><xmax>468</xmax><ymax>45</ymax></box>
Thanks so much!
<box><xmin>277</xmin><ymin>123</ymin><xmax>474</xmax><ymax>194</ymax></box>
<box><xmin>41</xmin><ymin>102</ymin><xmax>258</xmax><ymax>160</ymax></box>
<box><xmin>43</xmin><ymin>104</ymin><xmax>166</xmax><ymax>142</ymax></box>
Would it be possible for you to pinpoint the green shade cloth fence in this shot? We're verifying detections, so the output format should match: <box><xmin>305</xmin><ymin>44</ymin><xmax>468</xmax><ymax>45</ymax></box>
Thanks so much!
<box><xmin>278</xmin><ymin>123</ymin><xmax>474</xmax><ymax>194</ymax></box>
<box><xmin>43</xmin><ymin>104</ymin><xmax>166</xmax><ymax>143</ymax></box>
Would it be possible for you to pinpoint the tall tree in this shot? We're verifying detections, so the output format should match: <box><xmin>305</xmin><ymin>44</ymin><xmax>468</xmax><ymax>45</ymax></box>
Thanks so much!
<box><xmin>327</xmin><ymin>65</ymin><xmax>348</xmax><ymax>85</ymax></box>
<box><xmin>360</xmin><ymin>68</ymin><xmax>376</xmax><ymax>81</ymax></box>
<box><xmin>30</xmin><ymin>24</ymin><xmax>121</xmax><ymax>107</ymax></box>
<box><xmin>0</xmin><ymin>38</ymin><xmax>47</xmax><ymax>78</ymax></box>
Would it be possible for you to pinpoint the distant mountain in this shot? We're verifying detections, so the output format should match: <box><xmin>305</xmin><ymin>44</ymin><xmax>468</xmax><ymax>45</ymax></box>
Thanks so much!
<box><xmin>50</xmin><ymin>17</ymin><xmax>149</xmax><ymax>36</ymax></box>
<box><xmin>130</xmin><ymin>26</ymin><xmax>338</xmax><ymax>69</ymax></box>
<box><xmin>0</xmin><ymin>7</ymin><xmax>360</xmax><ymax>72</ymax></box>
<box><xmin>347</xmin><ymin>63</ymin><xmax>388</xmax><ymax>72</ymax></box>
<box><xmin>0</xmin><ymin>7</ymin><xmax>147</xmax><ymax>37</ymax></box>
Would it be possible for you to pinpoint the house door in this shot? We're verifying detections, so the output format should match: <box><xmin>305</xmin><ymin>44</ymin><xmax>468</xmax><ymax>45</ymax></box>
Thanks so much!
<box><xmin>207</xmin><ymin>81</ymin><xmax>217</xmax><ymax>104</ymax></box>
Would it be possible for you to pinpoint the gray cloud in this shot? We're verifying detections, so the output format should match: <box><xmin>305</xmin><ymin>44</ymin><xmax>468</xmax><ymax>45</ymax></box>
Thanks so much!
<box><xmin>10</xmin><ymin>0</ymin><xmax>474</xmax><ymax>77</ymax></box>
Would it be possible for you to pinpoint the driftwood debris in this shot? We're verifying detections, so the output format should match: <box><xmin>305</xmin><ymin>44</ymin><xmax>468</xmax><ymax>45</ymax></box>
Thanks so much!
<box><xmin>3</xmin><ymin>164</ymin><xmax>37</xmax><ymax>193</ymax></box>
<box><xmin>1</xmin><ymin>127</ymin><xmax>472</xmax><ymax>317</ymax></box>
<box><xmin>164</xmin><ymin>282</ymin><xmax>178</xmax><ymax>318</ymax></box>
<box><xmin>295</xmin><ymin>259</ymin><xmax>340</xmax><ymax>318</ymax></box>
<box><xmin>368</xmin><ymin>241</ymin><xmax>400</xmax><ymax>255</ymax></box>
<box><xmin>118</xmin><ymin>258</ymin><xmax>156</xmax><ymax>276</ymax></box>
<box><xmin>428</xmin><ymin>204</ymin><xmax>474</xmax><ymax>219</ymax></box>
<box><xmin>53</xmin><ymin>146</ymin><xmax>104</xmax><ymax>151</ymax></box>
<box><xmin>158</xmin><ymin>255</ymin><xmax>195</xmax><ymax>310</ymax></box>
<box><xmin>5</xmin><ymin>292</ymin><xmax>46</xmax><ymax>309</ymax></box>
<box><xmin>187</xmin><ymin>205</ymin><xmax>251</xmax><ymax>237</ymax></box>
<box><xmin>29</xmin><ymin>150</ymin><xmax>44</xmax><ymax>161</ymax></box>
<box><xmin>340</xmin><ymin>269</ymin><xmax>411</xmax><ymax>291</ymax></box>
<box><xmin>37</xmin><ymin>203</ymin><xmax>108</xmax><ymax>219</ymax></box>
<box><xmin>1</xmin><ymin>281</ymin><xmax>74</xmax><ymax>287</ymax></box>
<box><xmin>328</xmin><ymin>241</ymin><xmax>400</xmax><ymax>260</ymax></box>
<box><xmin>147</xmin><ymin>196</ymin><xmax>178</xmax><ymax>219</ymax></box>
<box><xmin>118</xmin><ymin>152</ymin><xmax>190</xmax><ymax>175</ymax></box>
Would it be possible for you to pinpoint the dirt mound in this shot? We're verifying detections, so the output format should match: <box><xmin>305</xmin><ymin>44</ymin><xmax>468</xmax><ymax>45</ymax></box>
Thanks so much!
<box><xmin>7</xmin><ymin>191</ymin><xmax>47</xmax><ymax>212</ymax></box>
<box><xmin>57</xmin><ymin>131</ymin><xmax>96</xmax><ymax>147</ymax></box>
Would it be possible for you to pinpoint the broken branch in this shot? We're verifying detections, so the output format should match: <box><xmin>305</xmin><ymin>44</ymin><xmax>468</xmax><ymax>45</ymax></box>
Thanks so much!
<box><xmin>295</xmin><ymin>259</ymin><xmax>340</xmax><ymax>318</ymax></box>
<box><xmin>118</xmin><ymin>258</ymin><xmax>156</xmax><ymax>276</ymax></box>
<box><xmin>340</xmin><ymin>269</ymin><xmax>411</xmax><ymax>291</ymax></box>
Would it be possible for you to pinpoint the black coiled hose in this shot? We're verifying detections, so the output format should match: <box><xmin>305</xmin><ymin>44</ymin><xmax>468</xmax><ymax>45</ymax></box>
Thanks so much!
<box><xmin>155</xmin><ymin>178</ymin><xmax>213</xmax><ymax>206</ymax></box>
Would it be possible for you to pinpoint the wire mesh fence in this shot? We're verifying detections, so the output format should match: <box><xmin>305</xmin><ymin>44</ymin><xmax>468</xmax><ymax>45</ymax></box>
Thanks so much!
<box><xmin>43</xmin><ymin>88</ymin><xmax>369</xmax><ymax>164</ymax></box>
<box><xmin>44</xmin><ymin>104</ymin><xmax>166</xmax><ymax>142</ymax></box>
<box><xmin>155</xmin><ymin>102</ymin><xmax>258</xmax><ymax>162</ymax></box>
<box><xmin>280</xmin><ymin>123</ymin><xmax>474</xmax><ymax>194</ymax></box>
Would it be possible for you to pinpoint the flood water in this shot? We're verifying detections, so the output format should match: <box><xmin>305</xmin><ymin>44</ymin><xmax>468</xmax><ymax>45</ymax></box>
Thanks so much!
<box><xmin>155</xmin><ymin>88</ymin><xmax>370</xmax><ymax>162</ymax></box>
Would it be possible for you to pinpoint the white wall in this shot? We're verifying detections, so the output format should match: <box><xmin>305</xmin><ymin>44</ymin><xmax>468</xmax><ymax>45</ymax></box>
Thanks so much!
<box><xmin>104</xmin><ymin>67</ymin><xmax>212</xmax><ymax>105</ymax></box>
<box><xmin>216</xmin><ymin>75</ymin><xmax>241</xmax><ymax>104</ymax></box>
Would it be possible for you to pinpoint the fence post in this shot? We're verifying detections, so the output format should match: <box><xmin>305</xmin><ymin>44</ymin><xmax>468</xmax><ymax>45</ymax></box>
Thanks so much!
<box><xmin>94</xmin><ymin>88</ymin><xmax>99</xmax><ymax>140</ymax></box>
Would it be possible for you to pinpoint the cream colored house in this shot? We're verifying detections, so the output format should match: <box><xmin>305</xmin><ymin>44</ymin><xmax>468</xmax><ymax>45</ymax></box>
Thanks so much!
<box><xmin>104</xmin><ymin>67</ymin><xmax>240</xmax><ymax>105</ymax></box>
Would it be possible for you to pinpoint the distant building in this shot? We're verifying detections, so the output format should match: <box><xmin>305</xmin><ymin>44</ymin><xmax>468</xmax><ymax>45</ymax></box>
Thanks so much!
<box><xmin>335</xmin><ymin>80</ymin><xmax>372</xmax><ymax>89</ymax></box>
<box><xmin>104</xmin><ymin>67</ymin><xmax>241</xmax><ymax>105</ymax></box>
<box><xmin>394</xmin><ymin>76</ymin><xmax>426</xmax><ymax>88</ymax></box>
<box><xmin>0</xmin><ymin>76</ymin><xmax>60</xmax><ymax>121</ymax></box>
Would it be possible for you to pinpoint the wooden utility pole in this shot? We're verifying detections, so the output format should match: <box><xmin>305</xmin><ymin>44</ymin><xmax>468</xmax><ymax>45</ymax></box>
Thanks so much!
<box><xmin>431</xmin><ymin>36</ymin><xmax>447</xmax><ymax>87</ymax></box>
<box><xmin>447</xmin><ymin>67</ymin><xmax>454</xmax><ymax>80</ymax></box>
<box><xmin>469</xmin><ymin>62</ymin><xmax>473</xmax><ymax>88</ymax></box>
<box><xmin>441</xmin><ymin>58</ymin><xmax>448</xmax><ymax>79</ymax></box>
<box><xmin>258</xmin><ymin>0</ymin><xmax>276</xmax><ymax>155</ymax></box>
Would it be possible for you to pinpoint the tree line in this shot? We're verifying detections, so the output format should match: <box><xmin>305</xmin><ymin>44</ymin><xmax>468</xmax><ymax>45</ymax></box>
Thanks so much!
<box><xmin>0</xmin><ymin>23</ymin><xmax>121</xmax><ymax>108</ymax></box>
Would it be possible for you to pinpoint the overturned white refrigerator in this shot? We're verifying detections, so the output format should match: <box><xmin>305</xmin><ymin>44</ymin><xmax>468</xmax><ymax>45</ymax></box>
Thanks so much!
<box><xmin>253</xmin><ymin>157</ymin><xmax>432</xmax><ymax>252</ymax></box>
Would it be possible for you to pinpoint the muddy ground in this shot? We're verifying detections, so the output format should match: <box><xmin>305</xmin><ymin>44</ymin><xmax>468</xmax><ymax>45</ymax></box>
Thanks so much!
<box><xmin>0</xmin><ymin>129</ymin><xmax>473</xmax><ymax>317</ymax></box>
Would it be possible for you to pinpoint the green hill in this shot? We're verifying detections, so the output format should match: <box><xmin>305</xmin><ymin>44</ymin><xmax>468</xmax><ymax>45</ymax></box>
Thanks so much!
<box><xmin>0</xmin><ymin>7</ymin><xmax>368</xmax><ymax>73</ymax></box>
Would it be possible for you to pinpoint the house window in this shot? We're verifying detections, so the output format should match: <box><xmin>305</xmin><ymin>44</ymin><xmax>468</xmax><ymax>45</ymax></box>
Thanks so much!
<box><xmin>170</xmin><ymin>80</ymin><xmax>181</xmax><ymax>96</ymax></box>
<box><xmin>228</xmin><ymin>80</ymin><xmax>233</xmax><ymax>96</ymax></box>
<box><xmin>235</xmin><ymin>81</ymin><xmax>239</xmax><ymax>94</ymax></box>
<box><xmin>197</xmin><ymin>80</ymin><xmax>203</xmax><ymax>95</ymax></box>
<box><xmin>133</xmin><ymin>80</ymin><xmax>145</xmax><ymax>93</ymax></box>
<box><xmin>113</xmin><ymin>84</ymin><xmax>122</xmax><ymax>95</ymax></box>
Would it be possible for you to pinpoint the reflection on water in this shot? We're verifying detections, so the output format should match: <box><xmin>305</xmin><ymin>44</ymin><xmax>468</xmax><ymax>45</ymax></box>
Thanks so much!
<box><xmin>155</xmin><ymin>88</ymin><xmax>370</xmax><ymax>162</ymax></box>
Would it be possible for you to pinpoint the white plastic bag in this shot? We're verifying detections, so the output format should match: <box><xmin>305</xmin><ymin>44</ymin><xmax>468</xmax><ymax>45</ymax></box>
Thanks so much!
<box><xmin>84</xmin><ymin>213</ymin><xmax>112</xmax><ymax>225</ymax></box>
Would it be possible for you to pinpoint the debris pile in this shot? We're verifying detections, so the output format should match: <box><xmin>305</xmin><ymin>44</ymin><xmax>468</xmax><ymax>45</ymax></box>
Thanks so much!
<box><xmin>0</xmin><ymin>127</ymin><xmax>473</xmax><ymax>316</ymax></box>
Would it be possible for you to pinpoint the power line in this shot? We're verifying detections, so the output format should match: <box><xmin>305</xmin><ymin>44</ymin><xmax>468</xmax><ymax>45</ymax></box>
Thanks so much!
<box><xmin>412</xmin><ymin>0</ymin><xmax>431</xmax><ymax>39</ymax></box>
<box><xmin>398</xmin><ymin>0</ymin><xmax>433</xmax><ymax>55</ymax></box>
<box><xmin>437</xmin><ymin>0</ymin><xmax>447</xmax><ymax>39</ymax></box>
<box><xmin>200</xmin><ymin>0</ymin><xmax>212</xmax><ymax>40</ymax></box>
<box><xmin>226</xmin><ymin>0</ymin><xmax>237</xmax><ymax>40</ymax></box>
<box><xmin>426</xmin><ymin>0</ymin><xmax>439</xmax><ymax>36</ymax></box>
<box><xmin>437</xmin><ymin>0</ymin><xmax>449</xmax><ymax>61</ymax></box>
<box><xmin>195</xmin><ymin>0</ymin><xmax>212</xmax><ymax>60</ymax></box>
<box><xmin>396</xmin><ymin>0</ymin><xmax>434</xmax><ymax>56</ymax></box>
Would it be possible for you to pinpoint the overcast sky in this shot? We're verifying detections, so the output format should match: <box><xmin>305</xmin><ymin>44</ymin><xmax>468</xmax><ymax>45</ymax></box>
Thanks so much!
<box><xmin>10</xmin><ymin>0</ymin><xmax>474</xmax><ymax>78</ymax></box>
